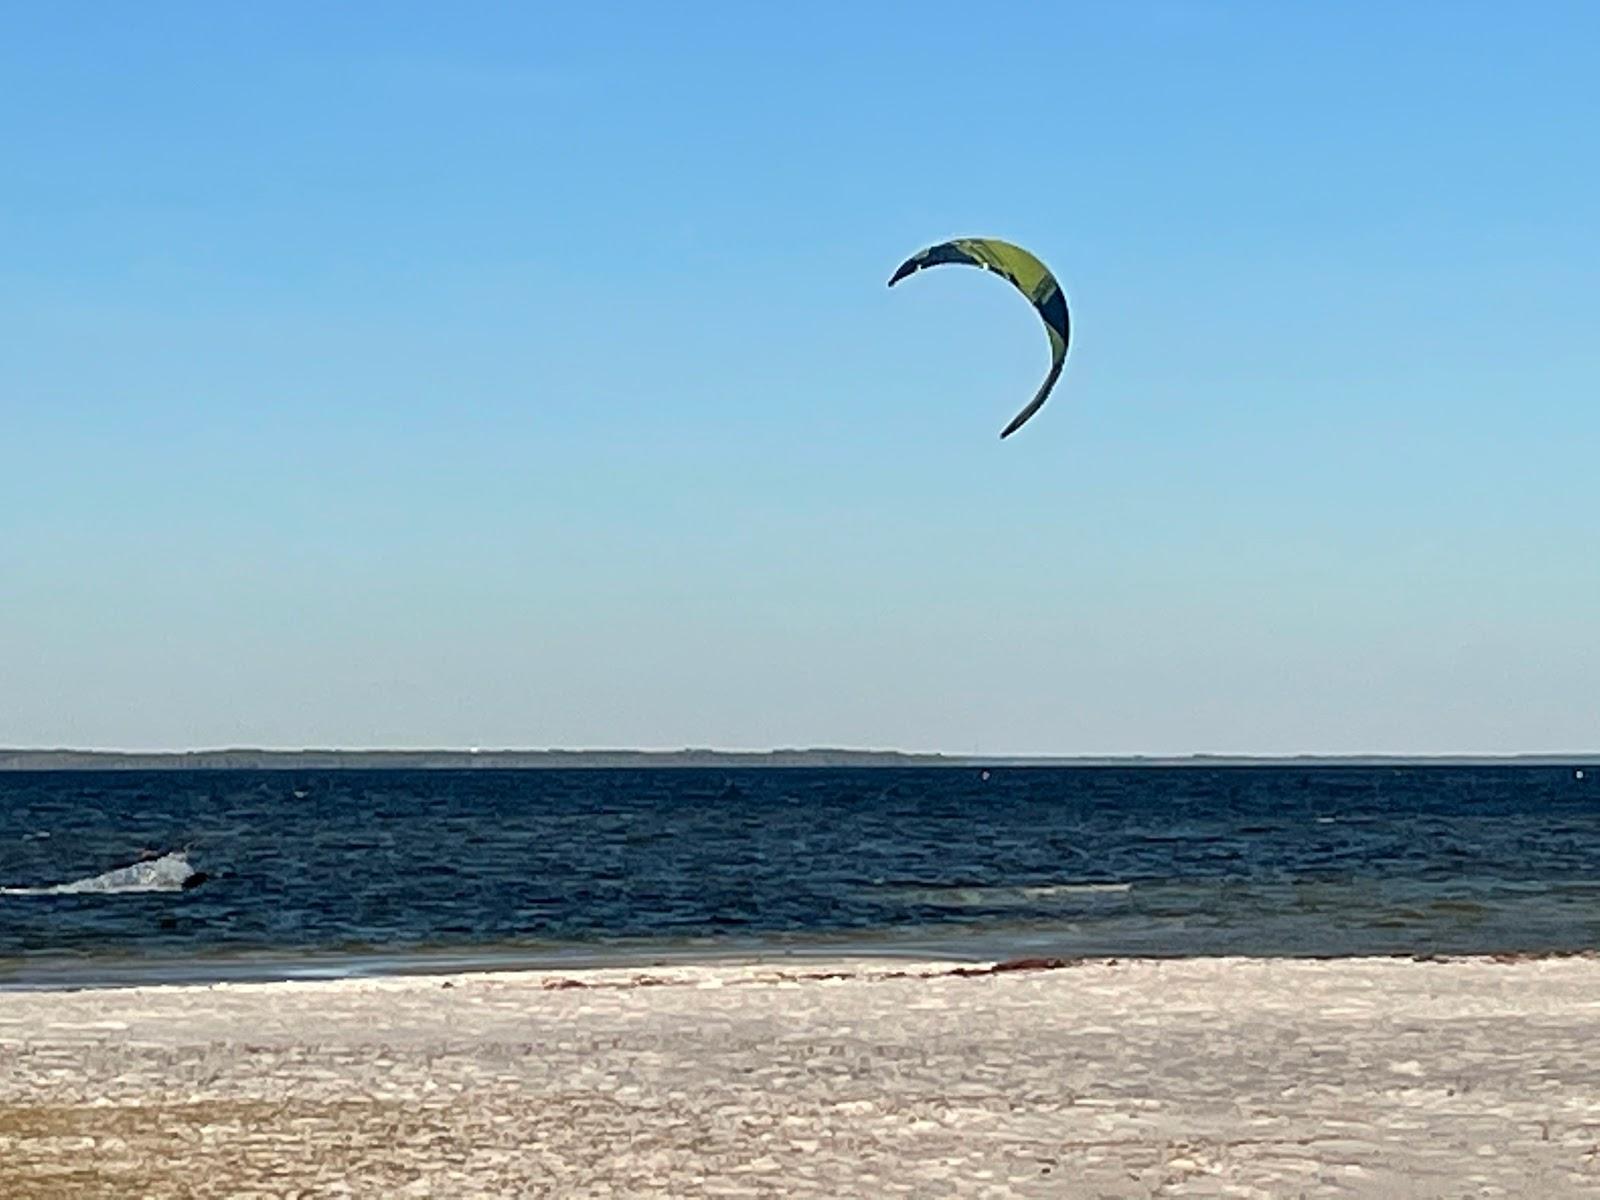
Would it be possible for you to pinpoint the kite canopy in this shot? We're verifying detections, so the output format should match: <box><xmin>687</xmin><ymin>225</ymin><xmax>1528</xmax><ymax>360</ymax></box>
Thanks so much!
<box><xmin>888</xmin><ymin>237</ymin><xmax>1070</xmax><ymax>438</ymax></box>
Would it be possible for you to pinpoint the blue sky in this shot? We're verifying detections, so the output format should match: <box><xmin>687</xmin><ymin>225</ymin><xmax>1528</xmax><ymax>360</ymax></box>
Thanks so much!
<box><xmin>4</xmin><ymin>3</ymin><xmax>1597</xmax><ymax>753</ymax></box>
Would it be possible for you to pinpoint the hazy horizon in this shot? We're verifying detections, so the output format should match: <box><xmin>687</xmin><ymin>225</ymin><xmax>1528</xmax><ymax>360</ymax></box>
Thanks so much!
<box><xmin>6</xmin><ymin>4</ymin><xmax>1597</xmax><ymax>755</ymax></box>
<box><xmin>5</xmin><ymin>745</ymin><xmax>1598</xmax><ymax>765</ymax></box>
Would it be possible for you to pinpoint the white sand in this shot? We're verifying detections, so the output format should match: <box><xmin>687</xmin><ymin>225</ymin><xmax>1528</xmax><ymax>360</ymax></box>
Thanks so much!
<box><xmin>4</xmin><ymin>955</ymin><xmax>1600</xmax><ymax>1197</ymax></box>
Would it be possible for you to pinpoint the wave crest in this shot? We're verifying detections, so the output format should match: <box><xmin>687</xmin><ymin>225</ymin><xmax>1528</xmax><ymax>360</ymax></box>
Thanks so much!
<box><xmin>2</xmin><ymin>851</ymin><xmax>198</xmax><ymax>896</ymax></box>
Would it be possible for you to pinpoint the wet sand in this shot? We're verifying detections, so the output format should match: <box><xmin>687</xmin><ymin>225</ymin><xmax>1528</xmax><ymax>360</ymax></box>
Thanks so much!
<box><xmin>3</xmin><ymin>955</ymin><xmax>1600</xmax><ymax>1197</ymax></box>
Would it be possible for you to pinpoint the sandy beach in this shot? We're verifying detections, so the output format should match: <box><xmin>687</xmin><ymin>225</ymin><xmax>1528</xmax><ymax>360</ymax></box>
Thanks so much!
<box><xmin>3</xmin><ymin>956</ymin><xmax>1599</xmax><ymax>1197</ymax></box>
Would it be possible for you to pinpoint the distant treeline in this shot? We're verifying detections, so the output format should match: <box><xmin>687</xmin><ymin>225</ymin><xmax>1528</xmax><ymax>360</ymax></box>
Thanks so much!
<box><xmin>0</xmin><ymin>749</ymin><xmax>1595</xmax><ymax>771</ymax></box>
<box><xmin>0</xmin><ymin>748</ymin><xmax>957</xmax><ymax>771</ymax></box>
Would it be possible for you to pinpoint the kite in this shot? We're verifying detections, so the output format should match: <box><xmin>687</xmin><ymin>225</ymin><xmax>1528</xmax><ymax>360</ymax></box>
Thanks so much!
<box><xmin>888</xmin><ymin>238</ymin><xmax>1070</xmax><ymax>438</ymax></box>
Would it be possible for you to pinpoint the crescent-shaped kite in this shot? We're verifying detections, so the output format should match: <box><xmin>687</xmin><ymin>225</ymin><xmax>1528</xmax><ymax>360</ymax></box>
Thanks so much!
<box><xmin>888</xmin><ymin>237</ymin><xmax>1071</xmax><ymax>439</ymax></box>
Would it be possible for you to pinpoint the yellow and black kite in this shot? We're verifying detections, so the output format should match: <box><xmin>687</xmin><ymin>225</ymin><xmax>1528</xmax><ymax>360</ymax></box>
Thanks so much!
<box><xmin>888</xmin><ymin>238</ymin><xmax>1070</xmax><ymax>439</ymax></box>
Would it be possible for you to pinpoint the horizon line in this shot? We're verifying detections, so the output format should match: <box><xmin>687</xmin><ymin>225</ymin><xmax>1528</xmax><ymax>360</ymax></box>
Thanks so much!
<box><xmin>3</xmin><ymin>746</ymin><xmax>1598</xmax><ymax>768</ymax></box>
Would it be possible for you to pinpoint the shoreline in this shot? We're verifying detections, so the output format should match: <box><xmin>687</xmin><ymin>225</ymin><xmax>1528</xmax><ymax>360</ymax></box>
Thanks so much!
<box><xmin>6</xmin><ymin>944</ymin><xmax>1600</xmax><ymax>995</ymax></box>
<box><xmin>6</xmin><ymin>954</ymin><xmax>1600</xmax><ymax>1195</ymax></box>
<box><xmin>9</xmin><ymin>947</ymin><xmax>1600</xmax><ymax>998</ymax></box>
<box><xmin>5</xmin><ymin>749</ymin><xmax>1599</xmax><ymax>771</ymax></box>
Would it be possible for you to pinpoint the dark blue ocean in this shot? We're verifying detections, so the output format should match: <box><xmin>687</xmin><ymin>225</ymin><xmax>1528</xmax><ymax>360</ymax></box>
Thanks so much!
<box><xmin>2</xmin><ymin>767</ymin><xmax>1597</xmax><ymax>987</ymax></box>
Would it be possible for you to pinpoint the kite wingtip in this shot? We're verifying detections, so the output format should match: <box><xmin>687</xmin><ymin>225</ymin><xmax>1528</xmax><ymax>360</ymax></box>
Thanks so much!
<box><xmin>886</xmin><ymin>262</ymin><xmax>917</xmax><ymax>288</ymax></box>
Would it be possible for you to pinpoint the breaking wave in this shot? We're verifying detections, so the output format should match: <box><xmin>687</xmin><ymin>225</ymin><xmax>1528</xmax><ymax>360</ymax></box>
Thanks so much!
<box><xmin>867</xmin><ymin>882</ymin><xmax>1134</xmax><ymax>909</ymax></box>
<box><xmin>1</xmin><ymin>851</ymin><xmax>199</xmax><ymax>896</ymax></box>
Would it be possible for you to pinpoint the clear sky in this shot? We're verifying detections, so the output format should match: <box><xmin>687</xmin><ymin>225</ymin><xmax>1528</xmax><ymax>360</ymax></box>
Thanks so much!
<box><xmin>4</xmin><ymin>3</ymin><xmax>1597</xmax><ymax>754</ymax></box>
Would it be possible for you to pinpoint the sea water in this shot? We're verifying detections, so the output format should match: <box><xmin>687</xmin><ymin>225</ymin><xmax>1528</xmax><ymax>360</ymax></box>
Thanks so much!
<box><xmin>2</xmin><ymin>766</ymin><xmax>1597</xmax><ymax>987</ymax></box>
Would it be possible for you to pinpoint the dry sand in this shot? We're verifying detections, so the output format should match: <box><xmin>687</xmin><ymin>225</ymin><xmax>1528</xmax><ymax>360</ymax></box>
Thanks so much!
<box><xmin>3</xmin><ymin>954</ymin><xmax>1600</xmax><ymax>1197</ymax></box>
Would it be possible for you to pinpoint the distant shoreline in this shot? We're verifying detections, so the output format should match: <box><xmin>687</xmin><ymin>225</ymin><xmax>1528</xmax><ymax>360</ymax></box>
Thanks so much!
<box><xmin>2</xmin><ymin>748</ymin><xmax>1596</xmax><ymax>771</ymax></box>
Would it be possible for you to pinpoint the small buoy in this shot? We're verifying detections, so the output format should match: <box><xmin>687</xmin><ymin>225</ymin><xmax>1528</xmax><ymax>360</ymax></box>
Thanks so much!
<box><xmin>1578</xmin><ymin>769</ymin><xmax>1586</xmax><ymax>781</ymax></box>
<box><xmin>980</xmin><ymin>770</ymin><xmax>991</xmax><ymax>782</ymax></box>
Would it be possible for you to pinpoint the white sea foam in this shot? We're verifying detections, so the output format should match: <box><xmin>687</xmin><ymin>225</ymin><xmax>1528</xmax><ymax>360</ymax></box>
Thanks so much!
<box><xmin>873</xmin><ymin>882</ymin><xmax>1133</xmax><ymax>908</ymax></box>
<box><xmin>1</xmin><ymin>851</ymin><xmax>197</xmax><ymax>896</ymax></box>
<box><xmin>1019</xmin><ymin>883</ymin><xmax>1134</xmax><ymax>897</ymax></box>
